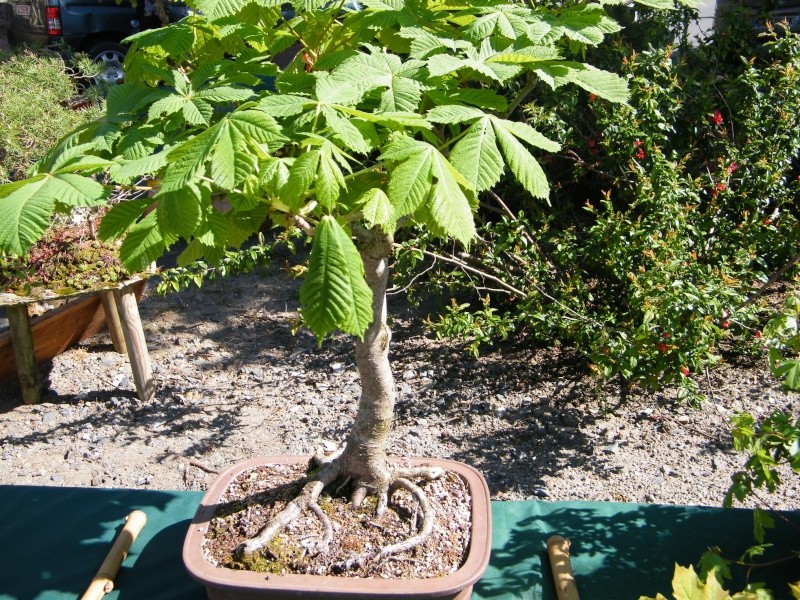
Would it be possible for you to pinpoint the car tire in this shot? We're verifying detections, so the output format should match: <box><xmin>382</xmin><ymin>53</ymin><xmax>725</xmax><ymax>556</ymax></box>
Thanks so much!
<box><xmin>88</xmin><ymin>42</ymin><xmax>127</xmax><ymax>85</ymax></box>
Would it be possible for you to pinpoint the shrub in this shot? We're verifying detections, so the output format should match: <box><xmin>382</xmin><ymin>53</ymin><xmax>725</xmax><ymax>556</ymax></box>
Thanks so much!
<box><xmin>396</xmin><ymin>8</ymin><xmax>800</xmax><ymax>402</ymax></box>
<box><xmin>0</xmin><ymin>45</ymin><xmax>103</xmax><ymax>182</ymax></box>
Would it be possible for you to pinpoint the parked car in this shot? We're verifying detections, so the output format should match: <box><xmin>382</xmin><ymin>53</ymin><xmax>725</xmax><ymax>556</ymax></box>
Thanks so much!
<box><xmin>7</xmin><ymin>0</ymin><xmax>186</xmax><ymax>83</ymax></box>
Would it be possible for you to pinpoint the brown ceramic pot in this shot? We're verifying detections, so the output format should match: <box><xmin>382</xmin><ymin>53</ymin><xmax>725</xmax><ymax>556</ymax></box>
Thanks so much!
<box><xmin>183</xmin><ymin>455</ymin><xmax>492</xmax><ymax>600</ymax></box>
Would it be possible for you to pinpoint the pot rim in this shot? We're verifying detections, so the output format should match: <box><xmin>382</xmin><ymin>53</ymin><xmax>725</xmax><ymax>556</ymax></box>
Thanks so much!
<box><xmin>183</xmin><ymin>455</ymin><xmax>492</xmax><ymax>597</ymax></box>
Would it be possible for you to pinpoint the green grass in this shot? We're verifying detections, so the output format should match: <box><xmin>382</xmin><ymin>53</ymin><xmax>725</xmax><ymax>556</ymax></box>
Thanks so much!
<box><xmin>0</xmin><ymin>45</ymin><xmax>104</xmax><ymax>182</ymax></box>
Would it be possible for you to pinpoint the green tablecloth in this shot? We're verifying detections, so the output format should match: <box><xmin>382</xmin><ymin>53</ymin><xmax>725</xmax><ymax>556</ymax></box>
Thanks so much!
<box><xmin>0</xmin><ymin>485</ymin><xmax>796</xmax><ymax>599</ymax></box>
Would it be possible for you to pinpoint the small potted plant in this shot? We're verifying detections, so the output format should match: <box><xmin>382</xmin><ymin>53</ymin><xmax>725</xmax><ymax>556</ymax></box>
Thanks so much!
<box><xmin>0</xmin><ymin>0</ymin><xmax>645</xmax><ymax>594</ymax></box>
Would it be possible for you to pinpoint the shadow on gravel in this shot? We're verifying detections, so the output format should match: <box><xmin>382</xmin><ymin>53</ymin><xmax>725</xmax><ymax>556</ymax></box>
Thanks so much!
<box><xmin>0</xmin><ymin>384</ymin><xmax>244</xmax><ymax>456</ymax></box>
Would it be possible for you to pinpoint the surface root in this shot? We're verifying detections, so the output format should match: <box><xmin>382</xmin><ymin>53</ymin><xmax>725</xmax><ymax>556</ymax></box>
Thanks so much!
<box><xmin>236</xmin><ymin>460</ymin><xmax>340</xmax><ymax>556</ymax></box>
<box><xmin>236</xmin><ymin>458</ymin><xmax>445</xmax><ymax>561</ymax></box>
<box><xmin>380</xmin><ymin>477</ymin><xmax>435</xmax><ymax>558</ymax></box>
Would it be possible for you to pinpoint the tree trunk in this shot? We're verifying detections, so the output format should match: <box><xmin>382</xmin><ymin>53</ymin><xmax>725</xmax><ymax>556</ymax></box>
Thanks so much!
<box><xmin>339</xmin><ymin>228</ymin><xmax>395</xmax><ymax>489</ymax></box>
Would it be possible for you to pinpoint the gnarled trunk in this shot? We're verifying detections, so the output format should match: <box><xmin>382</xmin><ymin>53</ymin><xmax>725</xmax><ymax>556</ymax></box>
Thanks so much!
<box><xmin>339</xmin><ymin>227</ymin><xmax>395</xmax><ymax>490</ymax></box>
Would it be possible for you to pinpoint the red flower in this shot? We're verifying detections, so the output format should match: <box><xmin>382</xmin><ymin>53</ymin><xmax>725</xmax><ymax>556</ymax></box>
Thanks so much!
<box><xmin>658</xmin><ymin>343</ymin><xmax>668</xmax><ymax>353</ymax></box>
<box><xmin>588</xmin><ymin>93</ymin><xmax>597</xmax><ymax>103</ymax></box>
<box><xmin>709</xmin><ymin>109</ymin><xmax>723</xmax><ymax>125</ymax></box>
<box><xmin>681</xmin><ymin>366</ymin><xmax>690</xmax><ymax>376</ymax></box>
<box><xmin>720</xmin><ymin>320</ymin><xmax>731</xmax><ymax>329</ymax></box>
<box><xmin>764</xmin><ymin>218</ymin><xmax>773</xmax><ymax>226</ymax></box>
<box><xmin>754</xmin><ymin>330</ymin><xmax>762</xmax><ymax>338</ymax></box>
<box><xmin>635</xmin><ymin>147</ymin><xmax>646</xmax><ymax>160</ymax></box>
<box><xmin>711</xmin><ymin>181</ymin><xmax>727</xmax><ymax>197</ymax></box>
<box><xmin>726</xmin><ymin>161</ymin><xmax>738</xmax><ymax>174</ymax></box>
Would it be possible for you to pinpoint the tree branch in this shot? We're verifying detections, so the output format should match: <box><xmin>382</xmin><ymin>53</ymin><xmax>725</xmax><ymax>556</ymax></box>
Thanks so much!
<box><xmin>738</xmin><ymin>247</ymin><xmax>800</xmax><ymax>310</ymax></box>
<box><xmin>397</xmin><ymin>244</ymin><xmax>526</xmax><ymax>298</ymax></box>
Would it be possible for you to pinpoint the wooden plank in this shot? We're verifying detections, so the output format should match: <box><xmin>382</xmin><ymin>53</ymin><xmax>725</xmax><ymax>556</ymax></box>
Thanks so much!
<box><xmin>100</xmin><ymin>291</ymin><xmax>127</xmax><ymax>354</ymax></box>
<box><xmin>0</xmin><ymin>295</ymin><xmax>103</xmax><ymax>383</ymax></box>
<box><xmin>5</xmin><ymin>304</ymin><xmax>42</xmax><ymax>404</ymax></box>
<box><xmin>112</xmin><ymin>285</ymin><xmax>155</xmax><ymax>403</ymax></box>
<box><xmin>0</xmin><ymin>274</ymin><xmax>152</xmax><ymax>307</ymax></box>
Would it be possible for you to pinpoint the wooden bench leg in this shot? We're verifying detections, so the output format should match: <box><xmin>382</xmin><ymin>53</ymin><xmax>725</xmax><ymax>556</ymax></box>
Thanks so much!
<box><xmin>6</xmin><ymin>304</ymin><xmax>42</xmax><ymax>405</ymax></box>
<box><xmin>100</xmin><ymin>291</ymin><xmax>127</xmax><ymax>354</ymax></box>
<box><xmin>111</xmin><ymin>286</ymin><xmax>155</xmax><ymax>403</ymax></box>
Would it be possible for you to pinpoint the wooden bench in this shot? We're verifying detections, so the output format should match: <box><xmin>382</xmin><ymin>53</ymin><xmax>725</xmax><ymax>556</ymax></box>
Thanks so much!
<box><xmin>0</xmin><ymin>277</ymin><xmax>154</xmax><ymax>404</ymax></box>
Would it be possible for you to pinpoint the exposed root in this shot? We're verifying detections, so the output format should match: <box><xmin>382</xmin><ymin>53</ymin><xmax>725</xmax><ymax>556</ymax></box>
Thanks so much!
<box><xmin>236</xmin><ymin>456</ymin><xmax>446</xmax><ymax>562</ymax></box>
<box><xmin>235</xmin><ymin>460</ymin><xmax>340</xmax><ymax>556</ymax></box>
<box><xmin>351</xmin><ymin>485</ymin><xmax>368</xmax><ymax>508</ymax></box>
<box><xmin>379</xmin><ymin>477</ymin><xmax>435</xmax><ymax>558</ymax></box>
<box><xmin>375</xmin><ymin>486</ymin><xmax>389</xmax><ymax>516</ymax></box>
<box><xmin>393</xmin><ymin>465</ymin><xmax>446</xmax><ymax>482</ymax></box>
<box><xmin>305</xmin><ymin>501</ymin><xmax>333</xmax><ymax>550</ymax></box>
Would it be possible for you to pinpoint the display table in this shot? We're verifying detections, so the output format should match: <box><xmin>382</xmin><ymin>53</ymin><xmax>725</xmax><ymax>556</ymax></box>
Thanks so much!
<box><xmin>0</xmin><ymin>485</ymin><xmax>796</xmax><ymax>600</ymax></box>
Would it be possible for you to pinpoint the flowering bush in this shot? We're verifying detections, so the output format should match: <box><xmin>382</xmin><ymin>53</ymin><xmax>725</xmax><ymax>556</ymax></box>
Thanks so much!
<box><xmin>395</xmin><ymin>7</ymin><xmax>800</xmax><ymax>402</ymax></box>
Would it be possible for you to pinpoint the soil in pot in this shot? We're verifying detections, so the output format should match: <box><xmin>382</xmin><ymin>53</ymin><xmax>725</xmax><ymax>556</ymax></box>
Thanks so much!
<box><xmin>203</xmin><ymin>460</ymin><xmax>472</xmax><ymax>580</ymax></box>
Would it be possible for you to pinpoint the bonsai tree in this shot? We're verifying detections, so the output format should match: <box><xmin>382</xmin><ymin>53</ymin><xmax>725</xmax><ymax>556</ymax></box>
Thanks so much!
<box><xmin>0</xmin><ymin>0</ymin><xmax>679</xmax><ymax>558</ymax></box>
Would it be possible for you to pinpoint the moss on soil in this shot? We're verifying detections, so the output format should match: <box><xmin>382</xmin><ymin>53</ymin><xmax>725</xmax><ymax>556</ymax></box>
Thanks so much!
<box><xmin>0</xmin><ymin>220</ymin><xmax>128</xmax><ymax>296</ymax></box>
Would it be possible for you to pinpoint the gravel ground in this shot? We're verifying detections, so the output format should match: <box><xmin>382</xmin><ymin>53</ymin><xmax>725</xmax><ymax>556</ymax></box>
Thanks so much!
<box><xmin>1</xmin><ymin>268</ymin><xmax>798</xmax><ymax>511</ymax></box>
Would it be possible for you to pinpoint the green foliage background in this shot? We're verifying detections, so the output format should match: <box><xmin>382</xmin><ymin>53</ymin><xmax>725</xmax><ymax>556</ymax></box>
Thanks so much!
<box><xmin>398</xmin><ymin>7</ymin><xmax>800</xmax><ymax>402</ymax></box>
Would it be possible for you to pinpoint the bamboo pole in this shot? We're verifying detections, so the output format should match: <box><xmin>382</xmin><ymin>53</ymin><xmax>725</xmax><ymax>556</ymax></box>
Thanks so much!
<box><xmin>6</xmin><ymin>304</ymin><xmax>42</xmax><ymax>404</ymax></box>
<box><xmin>547</xmin><ymin>535</ymin><xmax>580</xmax><ymax>600</ymax></box>
<box><xmin>111</xmin><ymin>285</ymin><xmax>155</xmax><ymax>402</ymax></box>
<box><xmin>80</xmin><ymin>510</ymin><xmax>147</xmax><ymax>600</ymax></box>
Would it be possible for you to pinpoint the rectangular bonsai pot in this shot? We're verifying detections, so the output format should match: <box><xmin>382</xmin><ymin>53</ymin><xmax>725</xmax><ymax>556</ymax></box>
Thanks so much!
<box><xmin>183</xmin><ymin>455</ymin><xmax>492</xmax><ymax>600</ymax></box>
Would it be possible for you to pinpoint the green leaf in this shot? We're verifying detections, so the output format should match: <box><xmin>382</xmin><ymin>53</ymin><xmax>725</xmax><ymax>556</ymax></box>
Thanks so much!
<box><xmin>110</xmin><ymin>151</ymin><xmax>170</xmax><ymax>185</ymax></box>
<box><xmin>323</xmin><ymin>106</ymin><xmax>371</xmax><ymax>154</ymax></box>
<box><xmin>493</xmin><ymin>118</ymin><xmax>561</xmax><ymax>152</ymax></box>
<box><xmin>98</xmin><ymin>198</ymin><xmax>153</xmax><ymax>241</ymax></box>
<box><xmin>156</xmin><ymin>188</ymin><xmax>203</xmax><ymax>238</ymax></box>
<box><xmin>314</xmin><ymin>146</ymin><xmax>347</xmax><ymax>210</ymax></box>
<box><xmin>753</xmin><ymin>508</ymin><xmax>775</xmax><ymax>544</ymax></box>
<box><xmin>536</xmin><ymin>61</ymin><xmax>629</xmax><ymax>104</ymax></box>
<box><xmin>228</xmin><ymin>110</ymin><xmax>286</xmax><ymax>145</ymax></box>
<box><xmin>299</xmin><ymin>215</ymin><xmax>373</xmax><ymax>340</ymax></box>
<box><xmin>45</xmin><ymin>174</ymin><xmax>109</xmax><ymax>209</ymax></box>
<box><xmin>125</xmin><ymin>20</ymin><xmax>196</xmax><ymax>55</ymax></box>
<box><xmin>426</xmin><ymin>105</ymin><xmax>486</xmax><ymax>124</ymax></box>
<box><xmin>282</xmin><ymin>150</ymin><xmax>320</xmax><ymax>211</ymax></box>
<box><xmin>0</xmin><ymin>176</ymin><xmax>54</xmax><ymax>255</ymax></box>
<box><xmin>359</xmin><ymin>188</ymin><xmax>395</xmax><ymax>233</ymax></box>
<box><xmin>257</xmin><ymin>94</ymin><xmax>311</xmax><ymax>116</ymax></box>
<box><xmin>195</xmin><ymin>86</ymin><xmax>255</xmax><ymax>102</ymax></box>
<box><xmin>0</xmin><ymin>173</ymin><xmax>110</xmax><ymax>255</ymax></box>
<box><xmin>774</xmin><ymin>359</ymin><xmax>800</xmax><ymax>390</ymax></box>
<box><xmin>192</xmin><ymin>0</ymin><xmax>255</xmax><ymax>21</ymax></box>
<box><xmin>119</xmin><ymin>210</ymin><xmax>171</xmax><ymax>273</ymax></box>
<box><xmin>493</xmin><ymin>119</ymin><xmax>550</xmax><ymax>199</ymax></box>
<box><xmin>163</xmin><ymin>128</ymin><xmax>218</xmax><ymax>192</ymax></box>
<box><xmin>427</xmin><ymin>88</ymin><xmax>508</xmax><ymax>112</ymax></box>
<box><xmin>427</xmin><ymin>151</ymin><xmax>476</xmax><ymax>246</ymax></box>
<box><xmin>449</xmin><ymin>117</ymin><xmax>504</xmax><ymax>192</ymax></box>
<box><xmin>697</xmin><ymin>550</ymin><xmax>731</xmax><ymax>585</ymax></box>
<box><xmin>386</xmin><ymin>145</ymin><xmax>433</xmax><ymax>217</ymax></box>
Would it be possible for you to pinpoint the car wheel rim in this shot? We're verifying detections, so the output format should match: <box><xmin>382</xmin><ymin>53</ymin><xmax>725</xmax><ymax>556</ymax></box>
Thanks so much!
<box><xmin>94</xmin><ymin>51</ymin><xmax>125</xmax><ymax>85</ymax></box>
